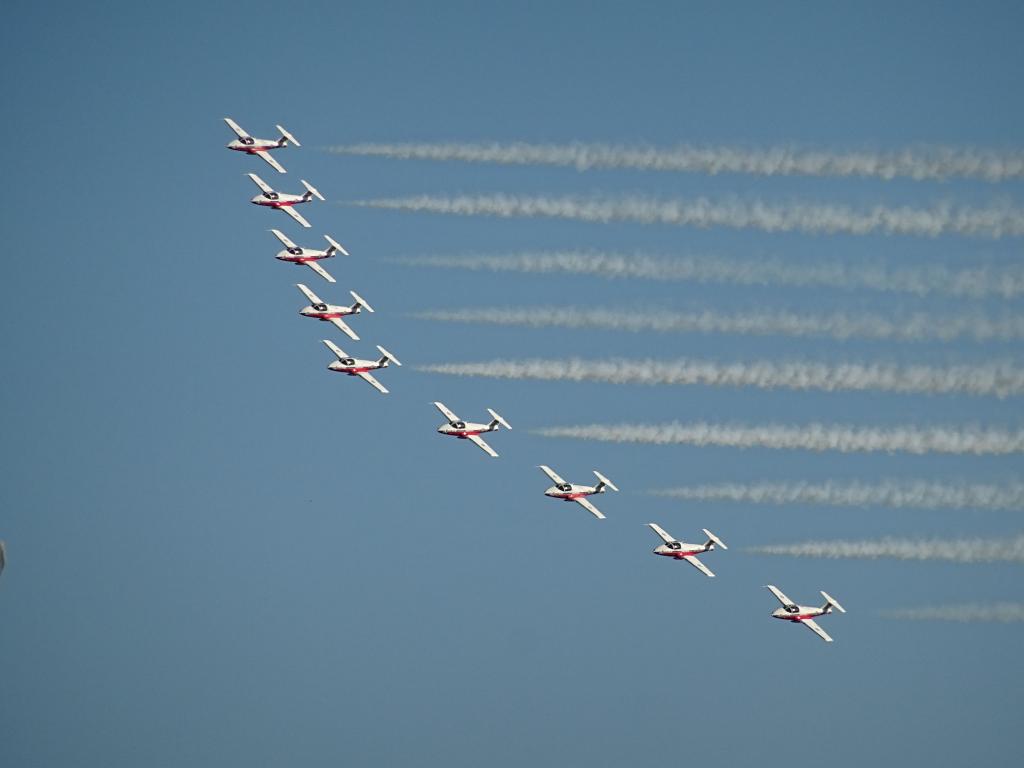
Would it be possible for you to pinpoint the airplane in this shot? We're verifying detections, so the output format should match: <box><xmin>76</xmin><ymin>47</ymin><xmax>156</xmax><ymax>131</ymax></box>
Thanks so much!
<box><xmin>270</xmin><ymin>229</ymin><xmax>348</xmax><ymax>283</ymax></box>
<box><xmin>296</xmin><ymin>284</ymin><xmax>374</xmax><ymax>341</ymax></box>
<box><xmin>322</xmin><ymin>340</ymin><xmax>401</xmax><ymax>394</ymax></box>
<box><xmin>765</xmin><ymin>584</ymin><xmax>846</xmax><ymax>643</ymax></box>
<box><xmin>247</xmin><ymin>173</ymin><xmax>324</xmax><ymax>228</ymax></box>
<box><xmin>646</xmin><ymin>523</ymin><xmax>727</xmax><ymax>577</ymax></box>
<box><xmin>432</xmin><ymin>402</ymin><xmax>511</xmax><ymax>458</ymax></box>
<box><xmin>538</xmin><ymin>465</ymin><xmax>618</xmax><ymax>520</ymax></box>
<box><xmin>224</xmin><ymin>117</ymin><xmax>299</xmax><ymax>174</ymax></box>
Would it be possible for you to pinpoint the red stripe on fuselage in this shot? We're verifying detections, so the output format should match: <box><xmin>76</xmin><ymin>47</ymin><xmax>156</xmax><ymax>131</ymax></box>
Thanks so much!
<box><xmin>554</xmin><ymin>492</ymin><xmax>591</xmax><ymax>500</ymax></box>
<box><xmin>661</xmin><ymin>550</ymin><xmax>703</xmax><ymax>559</ymax></box>
<box><xmin>449</xmin><ymin>430</ymin><xmax>484</xmax><ymax>437</ymax></box>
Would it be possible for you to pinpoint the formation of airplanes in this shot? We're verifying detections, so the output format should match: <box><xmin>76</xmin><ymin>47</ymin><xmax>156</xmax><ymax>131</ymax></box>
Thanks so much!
<box><xmin>224</xmin><ymin>117</ymin><xmax>848</xmax><ymax>646</ymax></box>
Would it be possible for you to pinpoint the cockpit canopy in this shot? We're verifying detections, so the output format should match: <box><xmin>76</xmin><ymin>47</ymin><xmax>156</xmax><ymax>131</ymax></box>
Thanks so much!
<box><xmin>241</xmin><ymin>136</ymin><xmax>255</xmax><ymax>145</ymax></box>
<box><xmin>313</xmin><ymin>302</ymin><xmax>328</xmax><ymax>312</ymax></box>
<box><xmin>785</xmin><ymin>605</ymin><xmax>799</xmax><ymax>613</ymax></box>
<box><xmin>667</xmin><ymin>541</ymin><xmax>682</xmax><ymax>550</ymax></box>
<box><xmin>557</xmin><ymin>483</ymin><xmax>572</xmax><ymax>492</ymax></box>
<box><xmin>264</xmin><ymin>191</ymin><xmax>279</xmax><ymax>200</ymax></box>
<box><xmin>288</xmin><ymin>246</ymin><xmax>303</xmax><ymax>255</ymax></box>
<box><xmin>340</xmin><ymin>358</ymin><xmax>355</xmax><ymax>366</ymax></box>
<box><xmin>451</xmin><ymin>420</ymin><xmax>466</xmax><ymax>429</ymax></box>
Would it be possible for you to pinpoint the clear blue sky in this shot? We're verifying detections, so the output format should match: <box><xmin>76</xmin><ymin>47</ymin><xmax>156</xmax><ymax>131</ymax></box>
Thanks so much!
<box><xmin>2</xmin><ymin>2</ymin><xmax>1022</xmax><ymax>766</ymax></box>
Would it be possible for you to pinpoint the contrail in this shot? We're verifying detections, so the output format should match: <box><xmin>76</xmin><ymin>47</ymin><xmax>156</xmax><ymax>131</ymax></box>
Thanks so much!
<box><xmin>531</xmin><ymin>422</ymin><xmax>1024</xmax><ymax>455</ymax></box>
<box><xmin>415</xmin><ymin>358</ymin><xmax>1024</xmax><ymax>398</ymax></box>
<box><xmin>748</xmin><ymin>534</ymin><xmax>1024</xmax><ymax>563</ymax></box>
<box><xmin>353</xmin><ymin>194</ymin><xmax>1024</xmax><ymax>239</ymax></box>
<box><xmin>391</xmin><ymin>251</ymin><xmax>1024</xmax><ymax>300</ymax></box>
<box><xmin>412</xmin><ymin>307</ymin><xmax>1024</xmax><ymax>343</ymax></box>
<box><xmin>883</xmin><ymin>603</ymin><xmax>1024</xmax><ymax>622</ymax></box>
<box><xmin>326</xmin><ymin>141</ymin><xmax>1024</xmax><ymax>183</ymax></box>
<box><xmin>650</xmin><ymin>480</ymin><xmax>1024</xmax><ymax>512</ymax></box>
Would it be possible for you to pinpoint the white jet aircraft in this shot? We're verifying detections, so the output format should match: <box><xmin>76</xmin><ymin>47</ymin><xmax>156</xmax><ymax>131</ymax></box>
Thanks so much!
<box><xmin>247</xmin><ymin>173</ymin><xmax>324</xmax><ymax>228</ymax></box>
<box><xmin>322</xmin><ymin>340</ymin><xmax>401</xmax><ymax>395</ymax></box>
<box><xmin>296</xmin><ymin>284</ymin><xmax>373</xmax><ymax>341</ymax></box>
<box><xmin>270</xmin><ymin>229</ymin><xmax>347</xmax><ymax>283</ymax></box>
<box><xmin>432</xmin><ymin>402</ymin><xmax>511</xmax><ymax>458</ymax></box>
<box><xmin>765</xmin><ymin>585</ymin><xmax>846</xmax><ymax>643</ymax></box>
<box><xmin>646</xmin><ymin>523</ymin><xmax>727</xmax><ymax>577</ymax></box>
<box><xmin>538</xmin><ymin>465</ymin><xmax>618</xmax><ymax>520</ymax></box>
<box><xmin>224</xmin><ymin>117</ymin><xmax>299</xmax><ymax>173</ymax></box>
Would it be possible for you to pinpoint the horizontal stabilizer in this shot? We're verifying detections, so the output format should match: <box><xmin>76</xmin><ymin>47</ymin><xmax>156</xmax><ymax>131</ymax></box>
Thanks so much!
<box><xmin>487</xmin><ymin>408</ymin><xmax>511</xmax><ymax>430</ymax></box>
<box><xmin>376</xmin><ymin>345</ymin><xmax>401</xmax><ymax>366</ymax></box>
<box><xmin>301</xmin><ymin>179</ymin><xmax>325</xmax><ymax>201</ymax></box>
<box><xmin>276</xmin><ymin>125</ymin><xmax>300</xmax><ymax>146</ymax></box>
<box><xmin>593</xmin><ymin>470</ymin><xmax>618</xmax><ymax>492</ymax></box>
<box><xmin>703</xmin><ymin>529</ymin><xmax>728</xmax><ymax>550</ymax></box>
<box><xmin>349</xmin><ymin>291</ymin><xmax>374</xmax><ymax>312</ymax></box>
<box><xmin>821</xmin><ymin>591</ymin><xmax>846</xmax><ymax>613</ymax></box>
<box><xmin>324</xmin><ymin>235</ymin><xmax>349</xmax><ymax>256</ymax></box>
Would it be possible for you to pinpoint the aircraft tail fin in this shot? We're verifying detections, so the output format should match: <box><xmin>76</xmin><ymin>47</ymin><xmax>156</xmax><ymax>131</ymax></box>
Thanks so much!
<box><xmin>702</xmin><ymin>529</ymin><xmax>728</xmax><ymax>551</ymax></box>
<box><xmin>820</xmin><ymin>591</ymin><xmax>846</xmax><ymax>614</ymax></box>
<box><xmin>301</xmin><ymin>179</ymin><xmax>325</xmax><ymax>201</ymax></box>
<box><xmin>349</xmin><ymin>291</ymin><xmax>374</xmax><ymax>313</ymax></box>
<box><xmin>486</xmin><ymin>408</ymin><xmax>511</xmax><ymax>431</ymax></box>
<box><xmin>376</xmin><ymin>345</ymin><xmax>401</xmax><ymax>367</ymax></box>
<box><xmin>593</xmin><ymin>471</ymin><xmax>619</xmax><ymax>493</ymax></box>
<box><xmin>276</xmin><ymin>125</ymin><xmax>300</xmax><ymax>147</ymax></box>
<box><xmin>324</xmin><ymin>235</ymin><xmax>349</xmax><ymax>257</ymax></box>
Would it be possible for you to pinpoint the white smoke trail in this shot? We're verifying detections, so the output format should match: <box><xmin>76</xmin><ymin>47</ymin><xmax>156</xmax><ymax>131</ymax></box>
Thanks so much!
<box><xmin>532</xmin><ymin>422</ymin><xmax>1024</xmax><ymax>455</ymax></box>
<box><xmin>650</xmin><ymin>480</ymin><xmax>1024</xmax><ymax>512</ymax></box>
<box><xmin>326</xmin><ymin>141</ymin><xmax>1024</xmax><ymax>182</ymax></box>
<box><xmin>749</xmin><ymin>534</ymin><xmax>1024</xmax><ymax>563</ymax></box>
<box><xmin>412</xmin><ymin>307</ymin><xmax>1024</xmax><ymax>343</ymax></box>
<box><xmin>355</xmin><ymin>195</ymin><xmax>1024</xmax><ymax>239</ymax></box>
<box><xmin>883</xmin><ymin>604</ymin><xmax>1024</xmax><ymax>622</ymax></box>
<box><xmin>416</xmin><ymin>358</ymin><xmax>1024</xmax><ymax>398</ymax></box>
<box><xmin>392</xmin><ymin>251</ymin><xmax>1024</xmax><ymax>300</ymax></box>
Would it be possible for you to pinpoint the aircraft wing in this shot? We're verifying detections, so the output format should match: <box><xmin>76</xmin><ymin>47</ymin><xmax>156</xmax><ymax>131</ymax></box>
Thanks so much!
<box><xmin>270</xmin><ymin>228</ymin><xmax>297</xmax><ymax>249</ymax></box>
<box><xmin>254</xmin><ymin>149</ymin><xmax>286</xmax><ymax>174</ymax></box>
<box><xmin>467</xmin><ymin>434</ymin><xmax>498</xmax><ymax>458</ymax></box>
<box><xmin>322</xmin><ymin>339</ymin><xmax>347</xmax><ymax>360</ymax></box>
<box><xmin>432</xmin><ymin>401</ymin><xmax>461</xmax><ymax>423</ymax></box>
<box><xmin>247</xmin><ymin>172</ymin><xmax>275</xmax><ymax>194</ymax></box>
<box><xmin>574</xmin><ymin>496</ymin><xmax>606</xmax><ymax>520</ymax></box>
<box><xmin>296</xmin><ymin>283</ymin><xmax>323</xmax><ymax>305</ymax></box>
<box><xmin>683</xmin><ymin>554</ymin><xmax>715</xmax><ymax>578</ymax></box>
<box><xmin>646</xmin><ymin>522</ymin><xmax>676</xmax><ymax>545</ymax></box>
<box><xmin>766</xmin><ymin>585</ymin><xmax>797</xmax><ymax>609</ymax></box>
<box><xmin>358</xmin><ymin>371</ymin><xmax>388</xmax><ymax>394</ymax></box>
<box><xmin>800</xmin><ymin>618</ymin><xmax>833</xmax><ymax>643</ymax></box>
<box><xmin>224</xmin><ymin>117</ymin><xmax>250</xmax><ymax>139</ymax></box>
<box><xmin>539</xmin><ymin>465</ymin><xmax>567</xmax><ymax>485</ymax></box>
<box><xmin>306</xmin><ymin>260</ymin><xmax>336</xmax><ymax>283</ymax></box>
<box><xmin>282</xmin><ymin>205</ymin><xmax>311</xmax><ymax>228</ymax></box>
<box><xmin>329</xmin><ymin>317</ymin><xmax>359</xmax><ymax>341</ymax></box>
